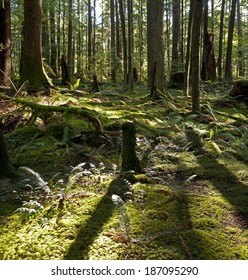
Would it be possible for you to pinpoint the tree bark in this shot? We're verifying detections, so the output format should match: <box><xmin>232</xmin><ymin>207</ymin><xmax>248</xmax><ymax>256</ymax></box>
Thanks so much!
<box><xmin>217</xmin><ymin>0</ymin><xmax>225</xmax><ymax>78</ymax></box>
<box><xmin>184</xmin><ymin>0</ymin><xmax>193</xmax><ymax>96</ymax></box>
<box><xmin>0</xmin><ymin>0</ymin><xmax>11</xmax><ymax>86</ymax></box>
<box><xmin>191</xmin><ymin>0</ymin><xmax>204</xmax><ymax>113</ymax></box>
<box><xmin>224</xmin><ymin>0</ymin><xmax>237</xmax><ymax>81</ymax></box>
<box><xmin>110</xmin><ymin>0</ymin><xmax>116</xmax><ymax>81</ymax></box>
<box><xmin>21</xmin><ymin>0</ymin><xmax>46</xmax><ymax>89</ymax></box>
<box><xmin>147</xmin><ymin>0</ymin><xmax>165</xmax><ymax>99</ymax></box>
<box><xmin>50</xmin><ymin>0</ymin><xmax>57</xmax><ymax>75</ymax></box>
<box><xmin>171</xmin><ymin>0</ymin><xmax>180</xmax><ymax>73</ymax></box>
<box><xmin>127</xmin><ymin>0</ymin><xmax>134</xmax><ymax>90</ymax></box>
<box><xmin>118</xmin><ymin>0</ymin><xmax>128</xmax><ymax>87</ymax></box>
<box><xmin>67</xmin><ymin>0</ymin><xmax>73</xmax><ymax>81</ymax></box>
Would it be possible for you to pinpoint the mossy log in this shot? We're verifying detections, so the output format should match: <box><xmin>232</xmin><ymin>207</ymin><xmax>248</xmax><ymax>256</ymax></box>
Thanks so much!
<box><xmin>121</xmin><ymin>122</ymin><xmax>140</xmax><ymax>173</ymax></box>
<box><xmin>13</xmin><ymin>98</ymin><xmax>103</xmax><ymax>135</ymax></box>
<box><xmin>230</xmin><ymin>80</ymin><xmax>248</xmax><ymax>98</ymax></box>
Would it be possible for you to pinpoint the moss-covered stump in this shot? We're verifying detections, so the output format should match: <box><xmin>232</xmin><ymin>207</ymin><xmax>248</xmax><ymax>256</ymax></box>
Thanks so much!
<box><xmin>230</xmin><ymin>80</ymin><xmax>248</xmax><ymax>99</ymax></box>
<box><xmin>121</xmin><ymin>122</ymin><xmax>140</xmax><ymax>173</ymax></box>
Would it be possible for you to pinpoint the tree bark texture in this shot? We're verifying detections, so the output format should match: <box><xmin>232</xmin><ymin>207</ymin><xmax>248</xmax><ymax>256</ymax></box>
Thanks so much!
<box><xmin>0</xmin><ymin>0</ymin><xmax>11</xmax><ymax>86</ymax></box>
<box><xmin>171</xmin><ymin>0</ymin><xmax>180</xmax><ymax>73</ymax></box>
<box><xmin>147</xmin><ymin>0</ymin><xmax>165</xmax><ymax>98</ymax></box>
<box><xmin>191</xmin><ymin>0</ymin><xmax>204</xmax><ymax>113</ymax></box>
<box><xmin>21</xmin><ymin>0</ymin><xmax>45</xmax><ymax>89</ymax></box>
<box><xmin>224</xmin><ymin>0</ymin><xmax>237</xmax><ymax>81</ymax></box>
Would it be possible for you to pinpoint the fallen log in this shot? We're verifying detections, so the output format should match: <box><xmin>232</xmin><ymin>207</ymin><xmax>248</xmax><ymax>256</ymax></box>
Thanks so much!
<box><xmin>13</xmin><ymin>98</ymin><xmax>103</xmax><ymax>135</ymax></box>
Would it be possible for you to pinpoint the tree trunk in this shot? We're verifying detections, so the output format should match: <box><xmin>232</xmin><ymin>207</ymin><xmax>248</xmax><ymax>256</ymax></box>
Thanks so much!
<box><xmin>217</xmin><ymin>0</ymin><xmax>225</xmax><ymax>78</ymax></box>
<box><xmin>171</xmin><ymin>0</ymin><xmax>180</xmax><ymax>73</ymax></box>
<box><xmin>127</xmin><ymin>0</ymin><xmax>133</xmax><ymax>90</ymax></box>
<box><xmin>42</xmin><ymin>1</ymin><xmax>50</xmax><ymax>65</ymax></box>
<box><xmin>202</xmin><ymin>32</ymin><xmax>216</xmax><ymax>81</ymax></box>
<box><xmin>110</xmin><ymin>0</ymin><xmax>116</xmax><ymax>82</ymax></box>
<box><xmin>147</xmin><ymin>0</ymin><xmax>165</xmax><ymax>99</ymax></box>
<box><xmin>67</xmin><ymin>0</ymin><xmax>73</xmax><ymax>81</ymax></box>
<box><xmin>224</xmin><ymin>0</ymin><xmax>237</xmax><ymax>81</ymax></box>
<box><xmin>191</xmin><ymin>0</ymin><xmax>204</xmax><ymax>113</ymax></box>
<box><xmin>184</xmin><ymin>0</ymin><xmax>193</xmax><ymax>96</ymax></box>
<box><xmin>21</xmin><ymin>0</ymin><xmax>46</xmax><ymax>89</ymax></box>
<box><xmin>121</xmin><ymin>122</ymin><xmax>140</xmax><ymax>173</ymax></box>
<box><xmin>118</xmin><ymin>0</ymin><xmax>128</xmax><ymax>87</ymax></box>
<box><xmin>57</xmin><ymin>0</ymin><xmax>61</xmax><ymax>74</ymax></box>
<box><xmin>0</xmin><ymin>0</ymin><xmax>11</xmax><ymax>86</ymax></box>
<box><xmin>237</xmin><ymin>0</ymin><xmax>244</xmax><ymax>77</ymax></box>
<box><xmin>50</xmin><ymin>0</ymin><xmax>57</xmax><ymax>75</ymax></box>
<box><xmin>88</xmin><ymin>0</ymin><xmax>92</xmax><ymax>73</ymax></box>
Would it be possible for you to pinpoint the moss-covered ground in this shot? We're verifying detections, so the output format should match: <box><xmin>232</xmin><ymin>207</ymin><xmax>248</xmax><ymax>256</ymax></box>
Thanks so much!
<box><xmin>0</xmin><ymin>83</ymin><xmax>248</xmax><ymax>260</ymax></box>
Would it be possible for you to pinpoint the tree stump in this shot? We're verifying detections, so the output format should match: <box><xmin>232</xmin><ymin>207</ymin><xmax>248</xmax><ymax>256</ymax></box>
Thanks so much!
<box><xmin>121</xmin><ymin>122</ymin><xmax>140</xmax><ymax>173</ymax></box>
<box><xmin>0</xmin><ymin>128</ymin><xmax>15</xmax><ymax>178</ymax></box>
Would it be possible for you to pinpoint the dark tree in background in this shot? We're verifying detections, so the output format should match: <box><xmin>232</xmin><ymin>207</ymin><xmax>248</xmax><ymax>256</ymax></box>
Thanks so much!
<box><xmin>0</xmin><ymin>0</ymin><xmax>11</xmax><ymax>86</ymax></box>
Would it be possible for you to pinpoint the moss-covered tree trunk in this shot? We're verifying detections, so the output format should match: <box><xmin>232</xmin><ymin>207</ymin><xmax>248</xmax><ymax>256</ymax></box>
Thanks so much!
<box><xmin>20</xmin><ymin>0</ymin><xmax>46</xmax><ymax>89</ymax></box>
<box><xmin>0</xmin><ymin>0</ymin><xmax>11</xmax><ymax>87</ymax></box>
<box><xmin>121</xmin><ymin>122</ymin><xmax>140</xmax><ymax>173</ymax></box>
<box><xmin>0</xmin><ymin>128</ymin><xmax>14</xmax><ymax>178</ymax></box>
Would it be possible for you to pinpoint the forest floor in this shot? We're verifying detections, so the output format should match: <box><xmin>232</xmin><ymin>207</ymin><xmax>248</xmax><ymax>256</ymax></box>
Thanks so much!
<box><xmin>0</xmin><ymin>81</ymin><xmax>248</xmax><ymax>260</ymax></box>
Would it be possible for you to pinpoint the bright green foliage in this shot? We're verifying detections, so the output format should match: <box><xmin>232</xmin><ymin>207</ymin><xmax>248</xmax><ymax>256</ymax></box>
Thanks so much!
<box><xmin>1</xmin><ymin>84</ymin><xmax>248</xmax><ymax>259</ymax></box>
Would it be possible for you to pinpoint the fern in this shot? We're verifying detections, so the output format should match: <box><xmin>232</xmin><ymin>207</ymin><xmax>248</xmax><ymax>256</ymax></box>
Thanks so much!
<box><xmin>112</xmin><ymin>194</ymin><xmax>132</xmax><ymax>241</ymax></box>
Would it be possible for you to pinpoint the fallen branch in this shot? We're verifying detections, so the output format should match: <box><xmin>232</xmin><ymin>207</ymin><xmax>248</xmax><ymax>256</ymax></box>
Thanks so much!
<box><xmin>13</xmin><ymin>98</ymin><xmax>103</xmax><ymax>135</ymax></box>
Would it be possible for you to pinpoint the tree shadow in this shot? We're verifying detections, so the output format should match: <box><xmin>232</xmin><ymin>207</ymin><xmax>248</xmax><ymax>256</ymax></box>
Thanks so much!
<box><xmin>63</xmin><ymin>181</ymin><xmax>120</xmax><ymax>260</ymax></box>
<box><xmin>196</xmin><ymin>154</ymin><xmax>248</xmax><ymax>227</ymax></box>
<box><xmin>185</xmin><ymin>128</ymin><xmax>248</xmax><ymax>226</ymax></box>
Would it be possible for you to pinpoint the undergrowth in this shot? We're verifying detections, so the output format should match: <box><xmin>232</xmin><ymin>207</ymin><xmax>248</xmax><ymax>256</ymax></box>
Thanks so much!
<box><xmin>0</xmin><ymin>83</ymin><xmax>248</xmax><ymax>260</ymax></box>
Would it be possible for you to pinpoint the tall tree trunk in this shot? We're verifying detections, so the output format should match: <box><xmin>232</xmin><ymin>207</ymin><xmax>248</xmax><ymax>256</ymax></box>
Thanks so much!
<box><xmin>57</xmin><ymin>0</ymin><xmax>61</xmax><ymax>74</ymax></box>
<box><xmin>21</xmin><ymin>0</ymin><xmax>46</xmax><ymax>89</ymax></box>
<box><xmin>201</xmin><ymin>0</ymin><xmax>208</xmax><ymax>81</ymax></box>
<box><xmin>184</xmin><ymin>0</ymin><xmax>193</xmax><ymax>96</ymax></box>
<box><xmin>127</xmin><ymin>0</ymin><xmax>133</xmax><ymax>90</ymax></box>
<box><xmin>115</xmin><ymin>0</ymin><xmax>121</xmax><ymax>59</ymax></box>
<box><xmin>237</xmin><ymin>0</ymin><xmax>244</xmax><ymax>77</ymax></box>
<box><xmin>118</xmin><ymin>0</ymin><xmax>128</xmax><ymax>87</ymax></box>
<box><xmin>0</xmin><ymin>0</ymin><xmax>11</xmax><ymax>86</ymax></box>
<box><xmin>217</xmin><ymin>0</ymin><xmax>225</xmax><ymax>78</ymax></box>
<box><xmin>110</xmin><ymin>0</ymin><xmax>116</xmax><ymax>81</ymax></box>
<box><xmin>224</xmin><ymin>0</ymin><xmax>237</xmax><ymax>81</ymax></box>
<box><xmin>88</xmin><ymin>0</ymin><xmax>92</xmax><ymax>73</ymax></box>
<box><xmin>42</xmin><ymin>1</ymin><xmax>50</xmax><ymax>65</ymax></box>
<box><xmin>165</xmin><ymin>0</ymin><xmax>171</xmax><ymax>72</ymax></box>
<box><xmin>191</xmin><ymin>0</ymin><xmax>204</xmax><ymax>113</ymax></box>
<box><xmin>147</xmin><ymin>0</ymin><xmax>165</xmax><ymax>99</ymax></box>
<box><xmin>50</xmin><ymin>0</ymin><xmax>57</xmax><ymax>75</ymax></box>
<box><xmin>138</xmin><ymin>0</ymin><xmax>144</xmax><ymax>81</ymax></box>
<box><xmin>67</xmin><ymin>0</ymin><xmax>73</xmax><ymax>81</ymax></box>
<box><xmin>171</xmin><ymin>0</ymin><xmax>180</xmax><ymax>73</ymax></box>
